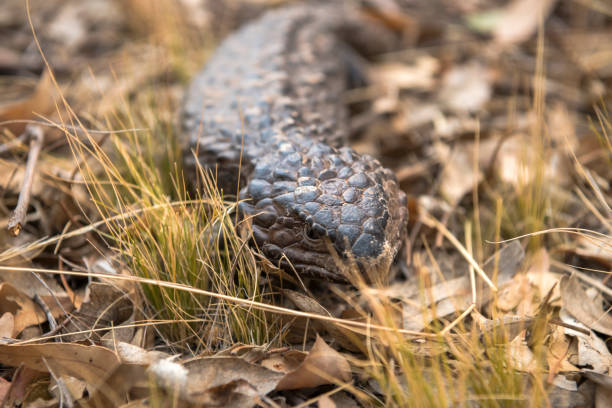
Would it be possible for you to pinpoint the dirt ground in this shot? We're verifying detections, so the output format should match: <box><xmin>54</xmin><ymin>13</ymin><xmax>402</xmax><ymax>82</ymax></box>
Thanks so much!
<box><xmin>0</xmin><ymin>0</ymin><xmax>611</xmax><ymax>406</ymax></box>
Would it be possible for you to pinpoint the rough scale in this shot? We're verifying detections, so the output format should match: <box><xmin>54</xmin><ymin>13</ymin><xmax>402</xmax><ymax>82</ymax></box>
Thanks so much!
<box><xmin>181</xmin><ymin>4</ymin><xmax>408</xmax><ymax>282</ymax></box>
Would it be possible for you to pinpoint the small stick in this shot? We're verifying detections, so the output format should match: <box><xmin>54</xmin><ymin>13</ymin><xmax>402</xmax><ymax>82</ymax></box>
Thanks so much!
<box><xmin>8</xmin><ymin>125</ymin><xmax>44</xmax><ymax>236</ymax></box>
<box><xmin>0</xmin><ymin>131</ymin><xmax>29</xmax><ymax>155</ymax></box>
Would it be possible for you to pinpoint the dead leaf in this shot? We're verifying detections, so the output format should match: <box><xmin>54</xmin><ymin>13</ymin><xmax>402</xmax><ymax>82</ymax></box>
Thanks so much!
<box><xmin>0</xmin><ymin>343</ymin><xmax>121</xmax><ymax>399</ymax></box>
<box><xmin>318</xmin><ymin>394</ymin><xmax>336</xmax><ymax>408</ymax></box>
<box><xmin>283</xmin><ymin>289</ymin><xmax>361</xmax><ymax>352</ymax></box>
<box><xmin>182</xmin><ymin>356</ymin><xmax>283</xmax><ymax>406</ymax></box>
<box><xmin>560</xmin><ymin>309</ymin><xmax>612</xmax><ymax>375</ymax></box>
<box><xmin>547</xmin><ymin>325</ymin><xmax>580</xmax><ymax>377</ymax></box>
<box><xmin>596</xmin><ymin>384</ymin><xmax>612</xmax><ymax>408</ymax></box>
<box><xmin>275</xmin><ymin>335</ymin><xmax>351</xmax><ymax>390</ymax></box>
<box><xmin>560</xmin><ymin>274</ymin><xmax>612</xmax><ymax>337</ymax></box>
<box><xmin>574</xmin><ymin>234</ymin><xmax>612</xmax><ymax>268</ymax></box>
<box><xmin>434</xmin><ymin>137</ymin><xmax>500</xmax><ymax>206</ymax></box>
<box><xmin>0</xmin><ymin>282</ymin><xmax>46</xmax><ymax>338</ymax></box>
<box><xmin>525</xmin><ymin>249</ymin><xmax>562</xmax><ymax>306</ymax></box>
<box><xmin>0</xmin><ymin>72</ymin><xmax>56</xmax><ymax>135</ymax></box>
<box><xmin>0</xmin><ymin>312</ymin><xmax>14</xmax><ymax>338</ymax></box>
<box><xmin>61</xmin><ymin>281</ymin><xmax>135</xmax><ymax>343</ymax></box>
<box><xmin>493</xmin><ymin>0</ymin><xmax>559</xmax><ymax>45</ymax></box>
<box><xmin>371</xmin><ymin>57</ymin><xmax>439</xmax><ymax>91</ymax></box>
<box><xmin>0</xmin><ymin>377</ymin><xmax>10</xmax><ymax>404</ymax></box>
<box><xmin>506</xmin><ymin>330</ymin><xmax>537</xmax><ymax>372</ymax></box>
<box><xmin>439</xmin><ymin>62</ymin><xmax>492</xmax><ymax>113</ymax></box>
<box><xmin>110</xmin><ymin>341</ymin><xmax>169</xmax><ymax>365</ymax></box>
<box><xmin>0</xmin><ymin>365</ymin><xmax>47</xmax><ymax>407</ymax></box>
<box><xmin>561</xmin><ymin>30</ymin><xmax>612</xmax><ymax>77</ymax></box>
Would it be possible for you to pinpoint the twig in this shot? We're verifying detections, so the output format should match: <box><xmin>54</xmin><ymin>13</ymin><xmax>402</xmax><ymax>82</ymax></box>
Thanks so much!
<box><xmin>33</xmin><ymin>294</ymin><xmax>57</xmax><ymax>333</ymax></box>
<box><xmin>8</xmin><ymin>125</ymin><xmax>44</xmax><ymax>236</ymax></box>
<box><xmin>0</xmin><ymin>131</ymin><xmax>29</xmax><ymax>155</ymax></box>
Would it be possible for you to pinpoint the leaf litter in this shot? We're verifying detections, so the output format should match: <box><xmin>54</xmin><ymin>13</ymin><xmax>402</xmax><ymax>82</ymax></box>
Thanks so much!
<box><xmin>0</xmin><ymin>0</ymin><xmax>611</xmax><ymax>406</ymax></box>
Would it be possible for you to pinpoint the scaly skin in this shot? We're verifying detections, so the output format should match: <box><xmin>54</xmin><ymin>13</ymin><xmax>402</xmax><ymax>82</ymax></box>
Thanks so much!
<box><xmin>181</xmin><ymin>4</ymin><xmax>408</xmax><ymax>282</ymax></box>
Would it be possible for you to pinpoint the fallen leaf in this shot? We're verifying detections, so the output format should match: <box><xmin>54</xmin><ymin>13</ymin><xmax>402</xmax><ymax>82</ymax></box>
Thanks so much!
<box><xmin>0</xmin><ymin>365</ymin><xmax>47</xmax><ymax>407</ymax></box>
<box><xmin>0</xmin><ymin>343</ymin><xmax>121</xmax><ymax>399</ymax></box>
<box><xmin>0</xmin><ymin>72</ymin><xmax>55</xmax><ymax>135</ymax></box>
<box><xmin>493</xmin><ymin>0</ymin><xmax>559</xmax><ymax>45</ymax></box>
<box><xmin>182</xmin><ymin>356</ymin><xmax>283</xmax><ymax>406</ymax></box>
<box><xmin>275</xmin><ymin>336</ymin><xmax>352</xmax><ymax>391</ymax></box>
<box><xmin>596</xmin><ymin>383</ymin><xmax>612</xmax><ymax>408</ymax></box>
<box><xmin>61</xmin><ymin>281</ymin><xmax>135</xmax><ymax>343</ymax></box>
<box><xmin>371</xmin><ymin>57</ymin><xmax>439</xmax><ymax>91</ymax></box>
<box><xmin>547</xmin><ymin>325</ymin><xmax>580</xmax><ymax>377</ymax></box>
<box><xmin>434</xmin><ymin>136</ymin><xmax>500</xmax><ymax>206</ymax></box>
<box><xmin>0</xmin><ymin>282</ymin><xmax>46</xmax><ymax>338</ymax></box>
<box><xmin>110</xmin><ymin>341</ymin><xmax>169</xmax><ymax>365</ymax></box>
<box><xmin>318</xmin><ymin>394</ymin><xmax>336</xmax><ymax>408</ymax></box>
<box><xmin>573</xmin><ymin>234</ymin><xmax>612</xmax><ymax>268</ymax></box>
<box><xmin>525</xmin><ymin>249</ymin><xmax>562</xmax><ymax>306</ymax></box>
<box><xmin>561</xmin><ymin>30</ymin><xmax>612</xmax><ymax>77</ymax></box>
<box><xmin>560</xmin><ymin>274</ymin><xmax>612</xmax><ymax>337</ymax></box>
<box><xmin>0</xmin><ymin>312</ymin><xmax>14</xmax><ymax>338</ymax></box>
<box><xmin>0</xmin><ymin>377</ymin><xmax>10</xmax><ymax>405</ymax></box>
<box><xmin>560</xmin><ymin>309</ymin><xmax>612</xmax><ymax>375</ymax></box>
<box><xmin>506</xmin><ymin>331</ymin><xmax>537</xmax><ymax>372</ymax></box>
<box><xmin>283</xmin><ymin>289</ymin><xmax>360</xmax><ymax>352</ymax></box>
<box><xmin>439</xmin><ymin>62</ymin><xmax>492</xmax><ymax>113</ymax></box>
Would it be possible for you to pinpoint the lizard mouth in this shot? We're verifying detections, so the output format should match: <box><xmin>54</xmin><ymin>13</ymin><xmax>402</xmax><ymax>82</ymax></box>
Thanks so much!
<box><xmin>240</xmin><ymin>199</ymin><xmax>394</xmax><ymax>283</ymax></box>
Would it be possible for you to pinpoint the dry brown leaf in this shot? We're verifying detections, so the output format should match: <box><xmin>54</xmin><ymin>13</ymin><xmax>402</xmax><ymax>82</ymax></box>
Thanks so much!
<box><xmin>0</xmin><ymin>343</ymin><xmax>121</xmax><ymax>398</ymax></box>
<box><xmin>371</xmin><ymin>57</ymin><xmax>439</xmax><ymax>91</ymax></box>
<box><xmin>493</xmin><ymin>0</ymin><xmax>559</xmax><ymax>45</ymax></box>
<box><xmin>318</xmin><ymin>394</ymin><xmax>336</xmax><ymax>408</ymax></box>
<box><xmin>560</xmin><ymin>309</ymin><xmax>612</xmax><ymax>376</ymax></box>
<box><xmin>434</xmin><ymin>137</ymin><xmax>500</xmax><ymax>206</ymax></box>
<box><xmin>275</xmin><ymin>335</ymin><xmax>352</xmax><ymax>391</ymax></box>
<box><xmin>283</xmin><ymin>289</ymin><xmax>361</xmax><ymax>351</ymax></box>
<box><xmin>547</xmin><ymin>325</ymin><xmax>580</xmax><ymax>376</ymax></box>
<box><xmin>561</xmin><ymin>30</ymin><xmax>612</xmax><ymax>77</ymax></box>
<box><xmin>525</xmin><ymin>249</ymin><xmax>562</xmax><ymax>306</ymax></box>
<box><xmin>182</xmin><ymin>356</ymin><xmax>283</xmax><ymax>406</ymax></box>
<box><xmin>560</xmin><ymin>274</ymin><xmax>612</xmax><ymax>337</ymax></box>
<box><xmin>110</xmin><ymin>341</ymin><xmax>169</xmax><ymax>365</ymax></box>
<box><xmin>399</xmin><ymin>242</ymin><xmax>523</xmax><ymax>331</ymax></box>
<box><xmin>439</xmin><ymin>62</ymin><xmax>492</xmax><ymax>113</ymax></box>
<box><xmin>596</xmin><ymin>384</ymin><xmax>612</xmax><ymax>408</ymax></box>
<box><xmin>496</xmin><ymin>274</ymin><xmax>534</xmax><ymax>312</ymax></box>
<box><xmin>0</xmin><ymin>312</ymin><xmax>14</xmax><ymax>338</ymax></box>
<box><xmin>0</xmin><ymin>282</ymin><xmax>46</xmax><ymax>338</ymax></box>
<box><xmin>0</xmin><ymin>377</ymin><xmax>10</xmax><ymax>405</ymax></box>
<box><xmin>495</xmin><ymin>133</ymin><xmax>573</xmax><ymax>189</ymax></box>
<box><xmin>61</xmin><ymin>281</ymin><xmax>135</xmax><ymax>343</ymax></box>
<box><xmin>574</xmin><ymin>234</ymin><xmax>612</xmax><ymax>268</ymax></box>
<box><xmin>506</xmin><ymin>330</ymin><xmax>537</xmax><ymax>372</ymax></box>
<box><xmin>0</xmin><ymin>72</ymin><xmax>56</xmax><ymax>135</ymax></box>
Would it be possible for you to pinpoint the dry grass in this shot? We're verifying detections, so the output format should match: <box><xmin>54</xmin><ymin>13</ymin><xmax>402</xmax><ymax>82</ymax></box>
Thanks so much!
<box><xmin>1</xmin><ymin>0</ymin><xmax>610</xmax><ymax>406</ymax></box>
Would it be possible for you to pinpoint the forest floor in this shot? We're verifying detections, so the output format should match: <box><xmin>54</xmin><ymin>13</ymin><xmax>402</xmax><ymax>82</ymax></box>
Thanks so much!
<box><xmin>0</xmin><ymin>0</ymin><xmax>611</xmax><ymax>406</ymax></box>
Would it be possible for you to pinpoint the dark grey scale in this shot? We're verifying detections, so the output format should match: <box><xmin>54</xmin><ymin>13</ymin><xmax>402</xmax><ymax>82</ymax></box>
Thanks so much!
<box><xmin>294</xmin><ymin>186</ymin><xmax>320</xmax><ymax>203</ymax></box>
<box><xmin>181</xmin><ymin>4</ymin><xmax>408</xmax><ymax>283</ymax></box>
<box><xmin>342</xmin><ymin>188</ymin><xmax>359</xmax><ymax>203</ymax></box>
<box><xmin>270</xmin><ymin>181</ymin><xmax>297</xmax><ymax>195</ymax></box>
<box><xmin>318</xmin><ymin>169</ymin><xmax>337</xmax><ymax>181</ymax></box>
<box><xmin>317</xmin><ymin>194</ymin><xmax>343</xmax><ymax>207</ymax></box>
<box><xmin>321</xmin><ymin>179</ymin><xmax>347</xmax><ymax>196</ymax></box>
<box><xmin>298</xmin><ymin>177</ymin><xmax>316</xmax><ymax>186</ymax></box>
<box><xmin>273</xmin><ymin>167</ymin><xmax>297</xmax><ymax>181</ymax></box>
<box><xmin>363</xmin><ymin>217</ymin><xmax>385</xmax><ymax>236</ymax></box>
<box><xmin>347</xmin><ymin>173</ymin><xmax>370</xmax><ymax>188</ymax></box>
